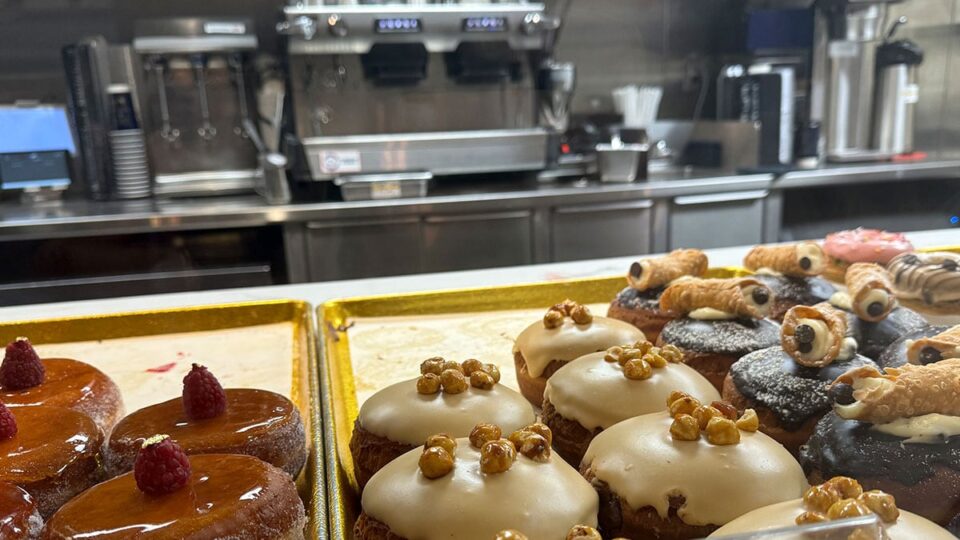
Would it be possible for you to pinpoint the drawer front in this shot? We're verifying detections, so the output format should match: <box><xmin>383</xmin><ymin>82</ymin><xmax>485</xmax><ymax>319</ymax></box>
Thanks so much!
<box><xmin>306</xmin><ymin>217</ymin><xmax>422</xmax><ymax>281</ymax></box>
<box><xmin>551</xmin><ymin>200</ymin><xmax>653</xmax><ymax>261</ymax></box>
<box><xmin>669</xmin><ymin>190</ymin><xmax>767</xmax><ymax>249</ymax></box>
<box><xmin>422</xmin><ymin>211</ymin><xmax>534</xmax><ymax>272</ymax></box>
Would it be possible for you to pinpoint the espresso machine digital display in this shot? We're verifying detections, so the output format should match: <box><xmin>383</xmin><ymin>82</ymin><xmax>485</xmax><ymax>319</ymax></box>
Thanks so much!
<box><xmin>462</xmin><ymin>17</ymin><xmax>508</xmax><ymax>33</ymax></box>
<box><xmin>374</xmin><ymin>18</ymin><xmax>422</xmax><ymax>34</ymax></box>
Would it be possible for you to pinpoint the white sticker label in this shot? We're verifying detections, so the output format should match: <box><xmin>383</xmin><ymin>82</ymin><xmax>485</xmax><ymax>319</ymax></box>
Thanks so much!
<box><xmin>203</xmin><ymin>22</ymin><xmax>247</xmax><ymax>35</ymax></box>
<box><xmin>318</xmin><ymin>150</ymin><xmax>362</xmax><ymax>174</ymax></box>
<box><xmin>829</xmin><ymin>41</ymin><xmax>858</xmax><ymax>58</ymax></box>
<box><xmin>903</xmin><ymin>83</ymin><xmax>920</xmax><ymax>104</ymax></box>
<box><xmin>370</xmin><ymin>181</ymin><xmax>402</xmax><ymax>200</ymax></box>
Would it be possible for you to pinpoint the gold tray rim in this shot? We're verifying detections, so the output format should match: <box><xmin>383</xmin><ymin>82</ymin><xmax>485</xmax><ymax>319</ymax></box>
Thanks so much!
<box><xmin>318</xmin><ymin>267</ymin><xmax>750</xmax><ymax>538</ymax></box>
<box><xmin>0</xmin><ymin>299</ymin><xmax>326</xmax><ymax>539</ymax></box>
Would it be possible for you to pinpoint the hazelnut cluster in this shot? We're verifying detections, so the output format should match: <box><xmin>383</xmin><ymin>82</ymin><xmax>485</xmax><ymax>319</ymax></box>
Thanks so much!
<box><xmin>666</xmin><ymin>391</ymin><xmax>758</xmax><ymax>445</ymax></box>
<box><xmin>417</xmin><ymin>357</ymin><xmax>501</xmax><ymax>395</ymax></box>
<box><xmin>796</xmin><ymin>477</ymin><xmax>899</xmax><ymax>526</ymax></box>
<box><xmin>603</xmin><ymin>341</ymin><xmax>682</xmax><ymax>380</ymax></box>
<box><xmin>417</xmin><ymin>423</ymin><xmax>553</xmax><ymax>479</ymax></box>
<box><xmin>543</xmin><ymin>299</ymin><xmax>593</xmax><ymax>329</ymax></box>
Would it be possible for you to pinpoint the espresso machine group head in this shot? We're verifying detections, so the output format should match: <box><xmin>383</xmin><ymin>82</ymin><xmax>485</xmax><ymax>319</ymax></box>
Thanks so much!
<box><xmin>278</xmin><ymin>0</ymin><xmax>560</xmax><ymax>187</ymax></box>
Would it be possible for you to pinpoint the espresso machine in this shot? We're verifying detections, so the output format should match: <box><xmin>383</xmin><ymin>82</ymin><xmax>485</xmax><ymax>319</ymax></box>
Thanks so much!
<box><xmin>278</xmin><ymin>0</ymin><xmax>559</xmax><ymax>194</ymax></box>
<box><xmin>64</xmin><ymin>19</ymin><xmax>290</xmax><ymax>200</ymax></box>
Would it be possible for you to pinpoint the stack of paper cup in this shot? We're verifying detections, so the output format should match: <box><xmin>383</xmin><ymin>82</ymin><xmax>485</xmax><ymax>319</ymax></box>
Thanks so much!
<box><xmin>613</xmin><ymin>85</ymin><xmax>663</xmax><ymax>128</ymax></box>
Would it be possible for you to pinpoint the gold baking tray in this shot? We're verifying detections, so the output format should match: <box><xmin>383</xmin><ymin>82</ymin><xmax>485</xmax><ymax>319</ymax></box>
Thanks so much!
<box><xmin>0</xmin><ymin>300</ymin><xmax>326</xmax><ymax>539</ymax></box>
<box><xmin>319</xmin><ymin>268</ymin><xmax>748</xmax><ymax>538</ymax></box>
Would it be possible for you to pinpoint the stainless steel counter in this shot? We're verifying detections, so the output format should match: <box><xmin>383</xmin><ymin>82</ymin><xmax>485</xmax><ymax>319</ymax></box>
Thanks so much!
<box><xmin>0</xmin><ymin>169</ymin><xmax>774</xmax><ymax>240</ymax></box>
<box><xmin>3</xmin><ymin>160</ymin><xmax>960</xmax><ymax>241</ymax></box>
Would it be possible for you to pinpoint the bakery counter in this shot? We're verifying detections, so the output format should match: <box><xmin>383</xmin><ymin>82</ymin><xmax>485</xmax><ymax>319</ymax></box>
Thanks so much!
<box><xmin>775</xmin><ymin>159</ymin><xmax>960</xmax><ymax>190</ymax></box>
<box><xmin>1</xmin><ymin>227</ymin><xmax>956</xmax><ymax>325</ymax></box>
<box><xmin>0</xmin><ymin>169</ymin><xmax>773</xmax><ymax>241</ymax></box>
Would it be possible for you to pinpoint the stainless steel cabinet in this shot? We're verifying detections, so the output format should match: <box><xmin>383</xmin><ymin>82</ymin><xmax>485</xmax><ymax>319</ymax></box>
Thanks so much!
<box><xmin>551</xmin><ymin>199</ymin><xmax>653</xmax><ymax>261</ymax></box>
<box><xmin>422</xmin><ymin>210</ymin><xmax>534</xmax><ymax>272</ymax></box>
<box><xmin>668</xmin><ymin>190</ymin><xmax>768</xmax><ymax>249</ymax></box>
<box><xmin>305</xmin><ymin>217</ymin><xmax>422</xmax><ymax>281</ymax></box>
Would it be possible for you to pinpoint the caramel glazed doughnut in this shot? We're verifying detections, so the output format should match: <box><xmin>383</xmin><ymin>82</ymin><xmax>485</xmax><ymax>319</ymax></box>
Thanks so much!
<box><xmin>349</xmin><ymin>358</ymin><xmax>535</xmax><ymax>490</ymax></box>
<box><xmin>608</xmin><ymin>249</ymin><xmax>709</xmax><ymax>341</ymax></box>
<box><xmin>581</xmin><ymin>402</ymin><xmax>807</xmax><ymax>539</ymax></box>
<box><xmin>513</xmin><ymin>300</ymin><xmax>645</xmax><ymax>408</ymax></box>
<box><xmin>355</xmin><ymin>426</ymin><xmax>599</xmax><ymax>540</ymax></box>
<box><xmin>801</xmin><ymin>360</ymin><xmax>960</xmax><ymax>525</ymax></box>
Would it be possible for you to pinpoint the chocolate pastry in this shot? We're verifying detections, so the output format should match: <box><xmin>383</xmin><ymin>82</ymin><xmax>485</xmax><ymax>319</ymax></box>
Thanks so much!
<box><xmin>744</xmin><ymin>243</ymin><xmax>835</xmax><ymax>321</ymax></box>
<box><xmin>846</xmin><ymin>306</ymin><xmax>930</xmax><ymax>360</ymax></box>
<box><xmin>752</xmin><ymin>274</ymin><xmax>837</xmax><ymax>322</ymax></box>
<box><xmin>800</xmin><ymin>413</ymin><xmax>960</xmax><ymax>525</ymax></box>
<box><xmin>659</xmin><ymin>318</ymin><xmax>780</xmax><ymax>392</ymax></box>
<box><xmin>724</xmin><ymin>346</ymin><xmax>875</xmax><ymax>454</ymax></box>
<box><xmin>608</xmin><ymin>249</ymin><xmax>708</xmax><ymax>342</ymax></box>
<box><xmin>800</xmin><ymin>360</ymin><xmax>960</xmax><ymax>525</ymax></box>
<box><xmin>877</xmin><ymin>325</ymin><xmax>949</xmax><ymax>369</ymax></box>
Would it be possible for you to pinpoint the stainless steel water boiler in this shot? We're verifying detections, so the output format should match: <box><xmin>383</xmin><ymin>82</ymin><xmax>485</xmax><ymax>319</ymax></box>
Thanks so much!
<box><xmin>873</xmin><ymin>39</ymin><xmax>923</xmax><ymax>155</ymax></box>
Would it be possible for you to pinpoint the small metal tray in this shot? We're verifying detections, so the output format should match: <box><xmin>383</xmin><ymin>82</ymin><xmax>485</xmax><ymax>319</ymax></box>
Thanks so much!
<box><xmin>0</xmin><ymin>300</ymin><xmax>325</xmax><ymax>538</ymax></box>
<box><xmin>319</xmin><ymin>268</ymin><xmax>748</xmax><ymax>538</ymax></box>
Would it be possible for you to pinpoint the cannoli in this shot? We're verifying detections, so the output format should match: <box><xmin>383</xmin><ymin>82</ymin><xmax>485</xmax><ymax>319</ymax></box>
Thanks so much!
<box><xmin>743</xmin><ymin>242</ymin><xmax>825</xmax><ymax>277</ymax></box>
<box><xmin>907</xmin><ymin>324</ymin><xmax>960</xmax><ymax>364</ymax></box>
<box><xmin>781</xmin><ymin>304</ymin><xmax>848</xmax><ymax>367</ymax></box>
<box><xmin>659</xmin><ymin>278</ymin><xmax>773</xmax><ymax>319</ymax></box>
<box><xmin>845</xmin><ymin>263</ymin><xmax>896</xmax><ymax>322</ymax></box>
<box><xmin>627</xmin><ymin>249</ymin><xmax>708</xmax><ymax>291</ymax></box>
<box><xmin>832</xmin><ymin>359</ymin><xmax>960</xmax><ymax>423</ymax></box>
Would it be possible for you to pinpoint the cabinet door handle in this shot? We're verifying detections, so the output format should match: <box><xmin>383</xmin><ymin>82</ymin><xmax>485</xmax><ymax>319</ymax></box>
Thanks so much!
<box><xmin>306</xmin><ymin>217</ymin><xmax>421</xmax><ymax>229</ymax></box>
<box><xmin>554</xmin><ymin>200</ymin><xmax>653</xmax><ymax>214</ymax></box>
<box><xmin>424</xmin><ymin>211</ymin><xmax>532</xmax><ymax>224</ymax></box>
<box><xmin>673</xmin><ymin>190</ymin><xmax>769</xmax><ymax>206</ymax></box>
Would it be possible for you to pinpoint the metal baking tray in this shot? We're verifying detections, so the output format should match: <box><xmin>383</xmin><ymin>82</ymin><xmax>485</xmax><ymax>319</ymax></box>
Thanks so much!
<box><xmin>319</xmin><ymin>268</ymin><xmax>748</xmax><ymax>538</ymax></box>
<box><xmin>0</xmin><ymin>300</ymin><xmax>325</xmax><ymax>539</ymax></box>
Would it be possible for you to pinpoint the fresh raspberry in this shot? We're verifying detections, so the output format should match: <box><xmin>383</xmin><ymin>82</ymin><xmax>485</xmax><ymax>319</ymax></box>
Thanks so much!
<box><xmin>182</xmin><ymin>364</ymin><xmax>227</xmax><ymax>420</ymax></box>
<box><xmin>0</xmin><ymin>402</ymin><xmax>16</xmax><ymax>440</ymax></box>
<box><xmin>0</xmin><ymin>338</ymin><xmax>45</xmax><ymax>390</ymax></box>
<box><xmin>134</xmin><ymin>435</ymin><xmax>191</xmax><ymax>495</ymax></box>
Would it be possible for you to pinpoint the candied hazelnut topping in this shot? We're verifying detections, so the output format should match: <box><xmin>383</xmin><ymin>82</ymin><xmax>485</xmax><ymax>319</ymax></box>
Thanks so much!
<box><xmin>469</xmin><ymin>423</ymin><xmax>502</xmax><ymax>449</ymax></box>
<box><xmin>470</xmin><ymin>370</ymin><xmax>495</xmax><ymax>390</ymax></box>
<box><xmin>797</xmin><ymin>477</ymin><xmax>900</xmax><ymax>525</ymax></box>
<box><xmin>420</xmin><ymin>357</ymin><xmax>445</xmax><ymax>376</ymax></box>
<box><xmin>480</xmin><ymin>439</ymin><xmax>516</xmax><ymax>474</ymax></box>
<box><xmin>424</xmin><ymin>433</ymin><xmax>457</xmax><ymax>456</ymax></box>
<box><xmin>705</xmin><ymin>417</ymin><xmax>740</xmax><ymax>445</ymax></box>
<box><xmin>419</xmin><ymin>446</ymin><xmax>455</xmax><ymax>479</ymax></box>
<box><xmin>517</xmin><ymin>433</ymin><xmax>551</xmax><ymax>462</ymax></box>
<box><xmin>670</xmin><ymin>414</ymin><xmax>700</xmax><ymax>441</ymax></box>
<box><xmin>440</xmin><ymin>369</ymin><xmax>468</xmax><ymax>394</ymax></box>
<box><xmin>604</xmin><ymin>340</ymin><xmax>678</xmax><ymax>381</ymax></box>
<box><xmin>417</xmin><ymin>358</ymin><xmax>502</xmax><ymax>395</ymax></box>
<box><xmin>508</xmin><ymin>422</ymin><xmax>553</xmax><ymax>450</ymax></box>
<box><xmin>566</xmin><ymin>524</ymin><xmax>602</xmax><ymax>540</ymax></box>
<box><xmin>542</xmin><ymin>299</ymin><xmax>593</xmax><ymax>329</ymax></box>
<box><xmin>667</xmin><ymin>394</ymin><xmax>752</xmax><ymax>445</ymax></box>
<box><xmin>416</xmin><ymin>373</ymin><xmax>441</xmax><ymax>395</ymax></box>
<box><xmin>461</xmin><ymin>358</ymin><xmax>484</xmax><ymax>376</ymax></box>
<box><xmin>735</xmin><ymin>409</ymin><xmax>760</xmax><ymax>432</ymax></box>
